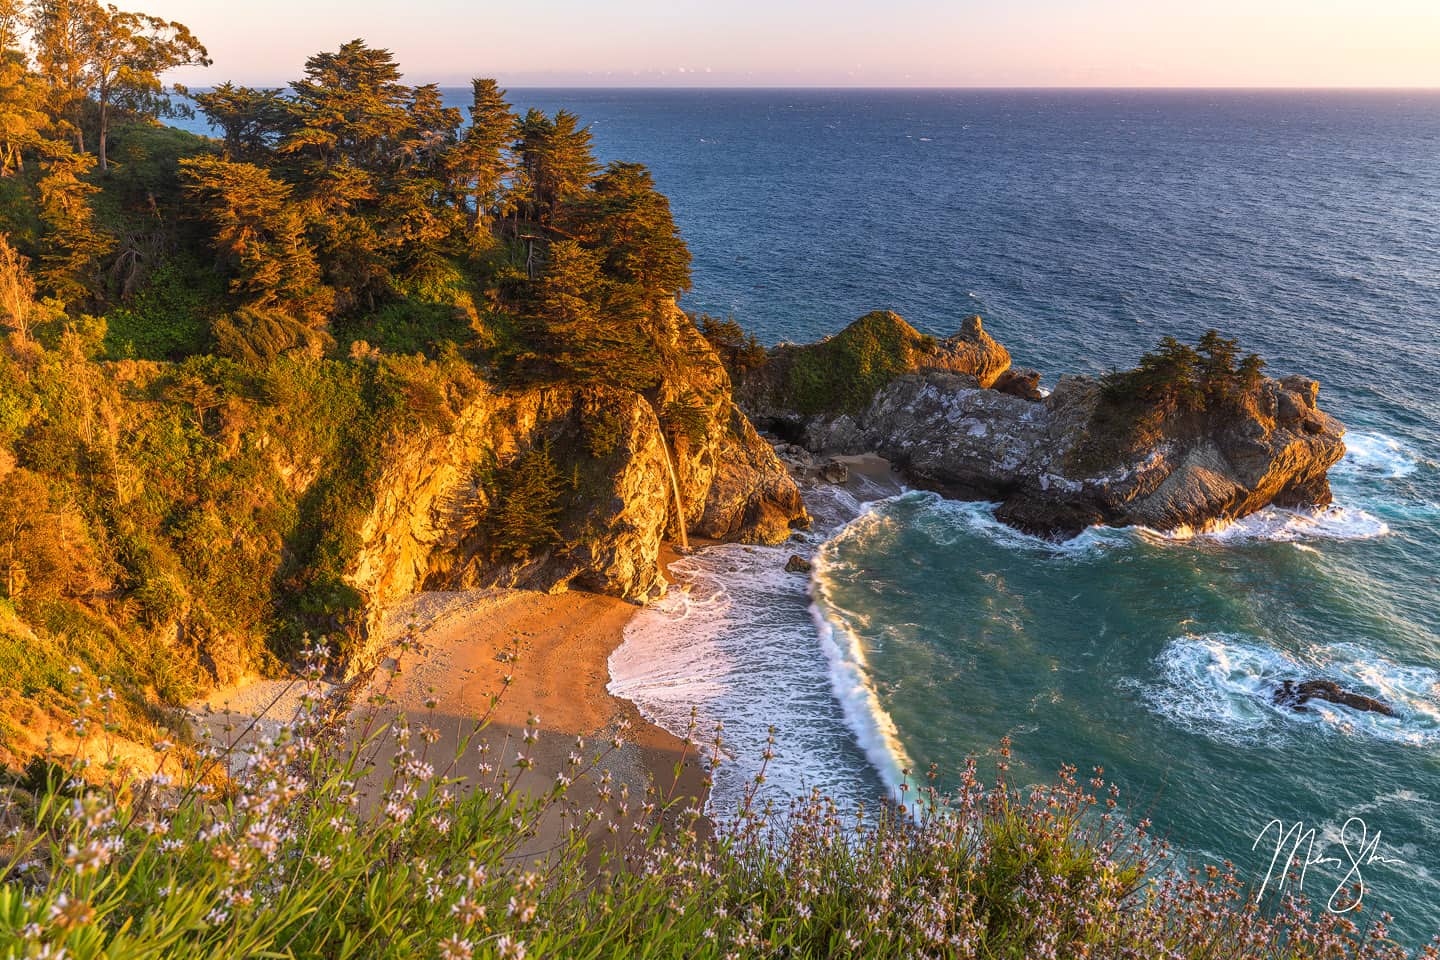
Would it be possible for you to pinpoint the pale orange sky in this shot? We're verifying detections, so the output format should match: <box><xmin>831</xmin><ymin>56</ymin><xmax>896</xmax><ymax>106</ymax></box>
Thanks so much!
<box><xmin>157</xmin><ymin>0</ymin><xmax>1440</xmax><ymax>87</ymax></box>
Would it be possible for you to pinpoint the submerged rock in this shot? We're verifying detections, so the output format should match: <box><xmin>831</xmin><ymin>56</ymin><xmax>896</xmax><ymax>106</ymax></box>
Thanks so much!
<box><xmin>1274</xmin><ymin>680</ymin><xmax>1395</xmax><ymax>717</ymax></box>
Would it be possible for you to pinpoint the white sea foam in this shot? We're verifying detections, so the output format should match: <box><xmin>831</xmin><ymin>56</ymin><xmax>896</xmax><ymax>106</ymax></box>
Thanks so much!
<box><xmin>608</xmin><ymin>483</ymin><xmax>895</xmax><ymax>818</ymax></box>
<box><xmin>1143</xmin><ymin>503</ymin><xmax>1390</xmax><ymax>544</ymax></box>
<box><xmin>810</xmin><ymin>516</ymin><xmax>916</xmax><ymax>800</ymax></box>
<box><xmin>1140</xmin><ymin>634</ymin><xmax>1440</xmax><ymax>746</ymax></box>
<box><xmin>1336</xmin><ymin>431</ymin><xmax>1422</xmax><ymax>480</ymax></box>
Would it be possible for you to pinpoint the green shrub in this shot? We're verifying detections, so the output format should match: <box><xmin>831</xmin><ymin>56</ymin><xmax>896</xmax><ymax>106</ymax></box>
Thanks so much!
<box><xmin>584</xmin><ymin>405</ymin><xmax>625</xmax><ymax>458</ymax></box>
<box><xmin>103</xmin><ymin>258</ymin><xmax>225</xmax><ymax>361</ymax></box>
<box><xmin>771</xmin><ymin>310</ymin><xmax>940</xmax><ymax>415</ymax></box>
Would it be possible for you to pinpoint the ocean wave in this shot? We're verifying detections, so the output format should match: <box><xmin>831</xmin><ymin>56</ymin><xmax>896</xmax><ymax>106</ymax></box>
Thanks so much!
<box><xmin>873</xmin><ymin>492</ymin><xmax>1127</xmax><ymax>557</ymax></box>
<box><xmin>609</xmin><ymin>484</ymin><xmax>890</xmax><ymax>818</ymax></box>
<box><xmin>1336</xmin><ymin>431</ymin><xmax>1423</xmax><ymax>480</ymax></box>
<box><xmin>810</xmin><ymin>545</ymin><xmax>916</xmax><ymax>800</ymax></box>
<box><xmin>1140</xmin><ymin>634</ymin><xmax>1440</xmax><ymax>746</ymax></box>
<box><xmin>1143</xmin><ymin>503</ymin><xmax>1390</xmax><ymax>544</ymax></box>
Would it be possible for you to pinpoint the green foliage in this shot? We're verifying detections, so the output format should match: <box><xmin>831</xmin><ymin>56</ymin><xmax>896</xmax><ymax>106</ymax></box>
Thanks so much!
<box><xmin>562</xmin><ymin>161</ymin><xmax>691</xmax><ymax>298</ymax></box>
<box><xmin>0</xmin><ymin>709</ymin><xmax>1419</xmax><ymax>960</ymax></box>
<box><xmin>336</xmin><ymin>300</ymin><xmax>474</xmax><ymax>358</ymax></box>
<box><xmin>584</xmin><ymin>405</ymin><xmax>625</xmax><ymax>459</ymax></box>
<box><xmin>103</xmin><ymin>257</ymin><xmax>223</xmax><ymax>359</ymax></box>
<box><xmin>768</xmin><ymin>310</ymin><xmax>940</xmax><ymax>416</ymax></box>
<box><xmin>211</xmin><ymin>306</ymin><xmax>332</xmax><ymax>367</ymax></box>
<box><xmin>698</xmin><ymin>313</ymin><xmax>767</xmax><ymax>376</ymax></box>
<box><xmin>1101</xmin><ymin>329</ymin><xmax>1266</xmax><ymax>415</ymax></box>
<box><xmin>480</xmin><ymin>444</ymin><xmax>566</xmax><ymax>563</ymax></box>
<box><xmin>663</xmin><ymin>390</ymin><xmax>710</xmax><ymax>447</ymax></box>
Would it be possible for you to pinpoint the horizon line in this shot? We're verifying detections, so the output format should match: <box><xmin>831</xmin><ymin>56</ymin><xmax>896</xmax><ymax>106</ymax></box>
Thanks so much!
<box><xmin>188</xmin><ymin>81</ymin><xmax>1440</xmax><ymax>93</ymax></box>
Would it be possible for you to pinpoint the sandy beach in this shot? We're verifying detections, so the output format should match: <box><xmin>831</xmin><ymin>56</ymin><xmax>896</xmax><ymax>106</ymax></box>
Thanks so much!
<box><xmin>194</xmin><ymin>554</ymin><xmax>713</xmax><ymax>863</ymax></box>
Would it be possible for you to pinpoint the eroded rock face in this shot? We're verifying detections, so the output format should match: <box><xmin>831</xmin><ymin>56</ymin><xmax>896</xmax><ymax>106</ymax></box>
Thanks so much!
<box><xmin>341</xmin><ymin>308</ymin><xmax>807</xmax><ymax>676</ymax></box>
<box><xmin>755</xmin><ymin>331</ymin><xmax>1345</xmax><ymax>540</ymax></box>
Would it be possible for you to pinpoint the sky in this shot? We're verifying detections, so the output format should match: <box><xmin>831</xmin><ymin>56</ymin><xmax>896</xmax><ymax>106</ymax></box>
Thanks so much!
<box><xmin>155</xmin><ymin>0</ymin><xmax>1440</xmax><ymax>88</ymax></box>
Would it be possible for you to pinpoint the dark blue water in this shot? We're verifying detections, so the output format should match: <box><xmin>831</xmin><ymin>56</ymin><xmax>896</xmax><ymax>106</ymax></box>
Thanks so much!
<box><xmin>178</xmin><ymin>90</ymin><xmax>1440</xmax><ymax>939</ymax></box>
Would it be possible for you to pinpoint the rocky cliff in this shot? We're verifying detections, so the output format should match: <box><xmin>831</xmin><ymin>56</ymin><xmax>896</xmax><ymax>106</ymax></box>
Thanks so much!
<box><xmin>342</xmin><ymin>305</ymin><xmax>806</xmax><ymax>676</ymax></box>
<box><xmin>741</xmin><ymin>315</ymin><xmax>1345</xmax><ymax>540</ymax></box>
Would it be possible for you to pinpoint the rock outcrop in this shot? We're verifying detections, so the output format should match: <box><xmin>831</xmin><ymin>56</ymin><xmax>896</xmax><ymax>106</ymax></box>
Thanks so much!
<box><xmin>341</xmin><ymin>305</ymin><xmax>807</xmax><ymax>676</ymax></box>
<box><xmin>1274</xmin><ymin>680</ymin><xmax>1395</xmax><ymax>717</ymax></box>
<box><xmin>742</xmin><ymin>319</ymin><xmax>1346</xmax><ymax>540</ymax></box>
<box><xmin>737</xmin><ymin>311</ymin><xmax>1010</xmax><ymax>433</ymax></box>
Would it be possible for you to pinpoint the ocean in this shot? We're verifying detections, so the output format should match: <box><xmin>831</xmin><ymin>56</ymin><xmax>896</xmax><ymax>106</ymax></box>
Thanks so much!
<box><xmin>184</xmin><ymin>89</ymin><xmax>1440</xmax><ymax>937</ymax></box>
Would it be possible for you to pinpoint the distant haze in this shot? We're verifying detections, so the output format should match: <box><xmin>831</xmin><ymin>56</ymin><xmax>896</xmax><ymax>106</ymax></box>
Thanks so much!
<box><xmin>154</xmin><ymin>0</ymin><xmax>1440</xmax><ymax>88</ymax></box>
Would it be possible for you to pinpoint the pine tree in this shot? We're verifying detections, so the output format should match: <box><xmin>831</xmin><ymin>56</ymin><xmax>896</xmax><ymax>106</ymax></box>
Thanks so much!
<box><xmin>446</xmin><ymin>78</ymin><xmax>513</xmax><ymax>240</ymax></box>
<box><xmin>514</xmin><ymin>108</ymin><xmax>597</xmax><ymax>225</ymax></box>
<box><xmin>193</xmin><ymin>82</ymin><xmax>288</xmax><ymax>160</ymax></box>
<box><xmin>34</xmin><ymin>140</ymin><xmax>113</xmax><ymax>303</ymax></box>
<box><xmin>179</xmin><ymin>155</ymin><xmax>332</xmax><ymax>323</ymax></box>
<box><xmin>563</xmin><ymin>161</ymin><xmax>690</xmax><ymax>298</ymax></box>
<box><xmin>282</xmin><ymin>39</ymin><xmax>412</xmax><ymax>171</ymax></box>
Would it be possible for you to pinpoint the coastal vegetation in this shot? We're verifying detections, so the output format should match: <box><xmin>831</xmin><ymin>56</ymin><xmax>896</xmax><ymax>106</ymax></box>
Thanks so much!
<box><xmin>0</xmin><ymin>0</ymin><xmax>787</xmax><ymax>756</ymax></box>
<box><xmin>2</xmin><ymin>665</ymin><xmax>1427</xmax><ymax>959</ymax></box>
<box><xmin>0</xmin><ymin>2</ymin><xmax>1395</xmax><ymax>955</ymax></box>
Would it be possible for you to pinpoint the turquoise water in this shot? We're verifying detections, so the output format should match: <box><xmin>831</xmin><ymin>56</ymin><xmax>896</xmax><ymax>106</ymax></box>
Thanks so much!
<box><xmin>811</xmin><ymin>437</ymin><xmax>1440</xmax><ymax>937</ymax></box>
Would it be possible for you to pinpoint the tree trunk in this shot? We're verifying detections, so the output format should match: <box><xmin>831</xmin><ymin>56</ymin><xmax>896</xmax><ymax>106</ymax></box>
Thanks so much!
<box><xmin>98</xmin><ymin>94</ymin><xmax>108</xmax><ymax>173</ymax></box>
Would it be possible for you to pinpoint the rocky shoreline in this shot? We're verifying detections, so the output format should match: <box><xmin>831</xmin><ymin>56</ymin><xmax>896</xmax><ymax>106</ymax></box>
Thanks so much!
<box><xmin>738</xmin><ymin>312</ymin><xmax>1346</xmax><ymax>539</ymax></box>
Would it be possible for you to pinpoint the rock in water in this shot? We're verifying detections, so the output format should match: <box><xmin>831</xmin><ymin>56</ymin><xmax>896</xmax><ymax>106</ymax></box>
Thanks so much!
<box><xmin>993</xmin><ymin>367</ymin><xmax>1044</xmax><ymax>401</ymax></box>
<box><xmin>738</xmin><ymin>318</ymin><xmax>1347</xmax><ymax>540</ymax></box>
<box><xmin>1274</xmin><ymin>680</ymin><xmax>1396</xmax><ymax>717</ymax></box>
<box><xmin>785</xmin><ymin>554</ymin><xmax>813</xmax><ymax>573</ymax></box>
<box><xmin>819</xmin><ymin>460</ymin><xmax>850</xmax><ymax>484</ymax></box>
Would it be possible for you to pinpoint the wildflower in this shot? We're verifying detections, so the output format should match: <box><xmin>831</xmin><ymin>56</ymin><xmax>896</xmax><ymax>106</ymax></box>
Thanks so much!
<box><xmin>495</xmin><ymin>935</ymin><xmax>526</xmax><ymax>959</ymax></box>
<box><xmin>64</xmin><ymin>840</ymin><xmax>111</xmax><ymax>876</ymax></box>
<box><xmin>507</xmin><ymin>897</ymin><xmax>537</xmax><ymax>924</ymax></box>
<box><xmin>48</xmin><ymin>893</ymin><xmax>95</xmax><ymax>929</ymax></box>
<box><xmin>437</xmin><ymin>936</ymin><xmax>472</xmax><ymax>960</ymax></box>
<box><xmin>451</xmin><ymin>895</ymin><xmax>486</xmax><ymax>926</ymax></box>
<box><xmin>514</xmin><ymin>753</ymin><xmax>532</xmax><ymax>770</ymax></box>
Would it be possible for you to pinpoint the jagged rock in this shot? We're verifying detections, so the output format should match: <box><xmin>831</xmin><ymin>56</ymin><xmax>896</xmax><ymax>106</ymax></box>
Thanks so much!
<box><xmin>819</xmin><ymin>460</ymin><xmax>849</xmax><ymax>484</ymax></box>
<box><xmin>1274</xmin><ymin>680</ymin><xmax>1395</xmax><ymax>717</ymax></box>
<box><xmin>745</xmin><ymin>324</ymin><xmax>1347</xmax><ymax>540</ymax></box>
<box><xmin>784</xmin><ymin>554</ymin><xmax>812</xmax><ymax>573</ymax></box>
<box><xmin>993</xmin><ymin>367</ymin><xmax>1044</xmax><ymax>402</ymax></box>
<box><xmin>945</xmin><ymin>315</ymin><xmax>1012</xmax><ymax>388</ymax></box>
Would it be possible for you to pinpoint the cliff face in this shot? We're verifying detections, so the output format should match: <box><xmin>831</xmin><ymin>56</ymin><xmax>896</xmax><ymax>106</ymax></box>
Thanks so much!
<box><xmin>745</xmin><ymin>321</ymin><xmax>1346</xmax><ymax>540</ymax></box>
<box><xmin>342</xmin><ymin>307</ymin><xmax>806</xmax><ymax>675</ymax></box>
